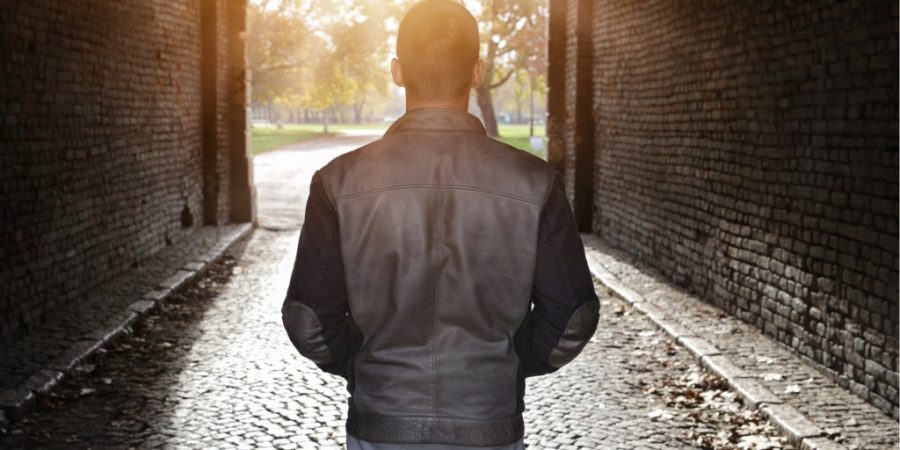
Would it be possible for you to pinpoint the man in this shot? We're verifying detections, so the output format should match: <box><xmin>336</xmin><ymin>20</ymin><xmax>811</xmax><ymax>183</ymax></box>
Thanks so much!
<box><xmin>282</xmin><ymin>1</ymin><xmax>599</xmax><ymax>448</ymax></box>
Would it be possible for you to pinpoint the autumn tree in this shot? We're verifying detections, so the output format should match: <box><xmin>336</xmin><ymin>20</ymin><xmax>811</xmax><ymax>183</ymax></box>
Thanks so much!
<box><xmin>246</xmin><ymin>0</ymin><xmax>309</xmax><ymax>113</ymax></box>
<box><xmin>466</xmin><ymin>0</ymin><xmax>547</xmax><ymax>137</ymax></box>
<box><xmin>290</xmin><ymin>0</ymin><xmax>412</xmax><ymax>125</ymax></box>
<box><xmin>520</xmin><ymin>7</ymin><xmax>547</xmax><ymax>137</ymax></box>
<box><xmin>246</xmin><ymin>0</ymin><xmax>548</xmax><ymax>133</ymax></box>
<box><xmin>322</xmin><ymin>2</ymin><xmax>398</xmax><ymax>123</ymax></box>
<box><xmin>510</xmin><ymin>70</ymin><xmax>530</xmax><ymax>123</ymax></box>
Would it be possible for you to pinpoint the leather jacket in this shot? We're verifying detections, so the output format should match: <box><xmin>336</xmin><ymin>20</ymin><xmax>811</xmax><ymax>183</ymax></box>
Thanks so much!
<box><xmin>282</xmin><ymin>109</ymin><xmax>600</xmax><ymax>447</ymax></box>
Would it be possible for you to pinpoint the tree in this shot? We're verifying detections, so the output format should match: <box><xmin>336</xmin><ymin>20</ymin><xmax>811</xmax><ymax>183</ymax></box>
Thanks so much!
<box><xmin>246</xmin><ymin>0</ymin><xmax>310</xmax><ymax>110</ymax></box>
<box><xmin>521</xmin><ymin>15</ymin><xmax>548</xmax><ymax>137</ymax></box>
<box><xmin>250</xmin><ymin>0</ymin><xmax>544</xmax><ymax>130</ymax></box>
<box><xmin>326</xmin><ymin>10</ymin><xmax>394</xmax><ymax>124</ymax></box>
<box><xmin>466</xmin><ymin>0</ymin><xmax>547</xmax><ymax>137</ymax></box>
<box><xmin>511</xmin><ymin>69</ymin><xmax>530</xmax><ymax>123</ymax></box>
<box><xmin>301</xmin><ymin>0</ymin><xmax>411</xmax><ymax>126</ymax></box>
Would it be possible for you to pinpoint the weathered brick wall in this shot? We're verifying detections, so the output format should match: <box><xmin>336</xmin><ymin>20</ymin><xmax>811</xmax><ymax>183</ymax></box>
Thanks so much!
<box><xmin>0</xmin><ymin>1</ymin><xmax>245</xmax><ymax>344</ymax></box>
<box><xmin>590</xmin><ymin>0</ymin><xmax>898</xmax><ymax>414</ymax></box>
<box><xmin>214</xmin><ymin>0</ymin><xmax>233</xmax><ymax>225</ymax></box>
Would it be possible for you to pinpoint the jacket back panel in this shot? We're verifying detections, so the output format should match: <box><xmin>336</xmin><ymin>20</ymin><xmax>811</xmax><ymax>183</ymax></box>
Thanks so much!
<box><xmin>321</xmin><ymin>129</ymin><xmax>553</xmax><ymax>420</ymax></box>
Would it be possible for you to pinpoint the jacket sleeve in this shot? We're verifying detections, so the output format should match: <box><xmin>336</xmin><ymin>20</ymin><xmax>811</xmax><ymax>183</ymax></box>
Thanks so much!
<box><xmin>282</xmin><ymin>171</ymin><xmax>359</xmax><ymax>378</ymax></box>
<box><xmin>523</xmin><ymin>173</ymin><xmax>600</xmax><ymax>377</ymax></box>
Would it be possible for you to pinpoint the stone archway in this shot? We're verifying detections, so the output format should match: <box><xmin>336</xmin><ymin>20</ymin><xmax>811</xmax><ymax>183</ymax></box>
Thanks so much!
<box><xmin>546</xmin><ymin>0</ymin><xmax>595</xmax><ymax>233</ymax></box>
<box><xmin>200</xmin><ymin>0</ymin><xmax>256</xmax><ymax>226</ymax></box>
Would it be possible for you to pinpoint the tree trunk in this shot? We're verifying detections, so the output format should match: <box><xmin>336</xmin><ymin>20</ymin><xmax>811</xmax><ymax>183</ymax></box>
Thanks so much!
<box><xmin>529</xmin><ymin>75</ymin><xmax>535</xmax><ymax>137</ymax></box>
<box><xmin>476</xmin><ymin>83</ymin><xmax>499</xmax><ymax>137</ymax></box>
<box><xmin>353</xmin><ymin>104</ymin><xmax>363</xmax><ymax>124</ymax></box>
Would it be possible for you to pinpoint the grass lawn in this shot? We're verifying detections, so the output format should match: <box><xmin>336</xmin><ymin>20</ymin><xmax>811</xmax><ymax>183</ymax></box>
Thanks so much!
<box><xmin>250</xmin><ymin>123</ymin><xmax>392</xmax><ymax>155</ymax></box>
<box><xmin>250</xmin><ymin>122</ymin><xmax>546</xmax><ymax>157</ymax></box>
<box><xmin>250</xmin><ymin>126</ymin><xmax>322</xmax><ymax>155</ymax></box>
<box><xmin>495</xmin><ymin>124</ymin><xmax>546</xmax><ymax>157</ymax></box>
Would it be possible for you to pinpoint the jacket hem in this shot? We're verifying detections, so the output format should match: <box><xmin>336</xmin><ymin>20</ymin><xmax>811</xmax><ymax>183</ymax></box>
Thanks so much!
<box><xmin>346</xmin><ymin>409</ymin><xmax>524</xmax><ymax>447</ymax></box>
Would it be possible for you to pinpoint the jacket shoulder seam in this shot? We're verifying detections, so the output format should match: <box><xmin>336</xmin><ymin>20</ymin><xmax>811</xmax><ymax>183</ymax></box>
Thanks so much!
<box><xmin>333</xmin><ymin>185</ymin><xmax>544</xmax><ymax>206</ymax></box>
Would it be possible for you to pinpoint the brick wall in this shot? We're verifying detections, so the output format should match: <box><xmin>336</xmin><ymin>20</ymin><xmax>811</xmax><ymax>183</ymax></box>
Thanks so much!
<box><xmin>0</xmin><ymin>1</ymin><xmax>249</xmax><ymax>344</ymax></box>
<box><xmin>212</xmin><ymin>0</ymin><xmax>233</xmax><ymax>225</ymax></box>
<box><xmin>586</xmin><ymin>0</ymin><xmax>898</xmax><ymax>415</ymax></box>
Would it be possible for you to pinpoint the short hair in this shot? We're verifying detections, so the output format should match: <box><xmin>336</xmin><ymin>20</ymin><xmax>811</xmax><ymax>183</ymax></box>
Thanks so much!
<box><xmin>397</xmin><ymin>0</ymin><xmax>480</xmax><ymax>101</ymax></box>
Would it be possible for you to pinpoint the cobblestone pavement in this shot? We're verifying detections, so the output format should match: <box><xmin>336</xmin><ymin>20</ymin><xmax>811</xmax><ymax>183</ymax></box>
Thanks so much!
<box><xmin>0</xmin><ymin>224</ymin><xmax>248</xmax><ymax>392</ymax></box>
<box><xmin>1</xmin><ymin>228</ymin><xmax>794</xmax><ymax>449</ymax></box>
<box><xmin>583</xmin><ymin>236</ymin><xmax>899</xmax><ymax>450</ymax></box>
<box><xmin>1</xmin><ymin>136</ymin><xmax>798</xmax><ymax>449</ymax></box>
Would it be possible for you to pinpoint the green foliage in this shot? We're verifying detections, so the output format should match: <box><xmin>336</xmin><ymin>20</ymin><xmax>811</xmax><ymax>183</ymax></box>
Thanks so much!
<box><xmin>248</xmin><ymin>0</ymin><xmax>415</xmax><ymax>118</ymax></box>
<box><xmin>247</xmin><ymin>0</ymin><xmax>548</xmax><ymax>133</ymax></box>
<box><xmin>246</xmin><ymin>0</ymin><xmax>312</xmax><ymax>106</ymax></box>
<box><xmin>465</xmin><ymin>0</ymin><xmax>548</xmax><ymax>136</ymax></box>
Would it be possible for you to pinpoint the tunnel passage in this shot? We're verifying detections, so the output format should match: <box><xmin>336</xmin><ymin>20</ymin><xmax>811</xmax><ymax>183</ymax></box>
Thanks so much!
<box><xmin>547</xmin><ymin>0</ymin><xmax>898</xmax><ymax>415</ymax></box>
<box><xmin>0</xmin><ymin>0</ymin><xmax>896</xmax><ymax>422</ymax></box>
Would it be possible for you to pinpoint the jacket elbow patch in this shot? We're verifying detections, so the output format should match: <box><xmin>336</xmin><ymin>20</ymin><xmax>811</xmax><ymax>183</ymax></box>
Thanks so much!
<box><xmin>282</xmin><ymin>300</ymin><xmax>334</xmax><ymax>365</ymax></box>
<box><xmin>547</xmin><ymin>300</ymin><xmax>600</xmax><ymax>369</ymax></box>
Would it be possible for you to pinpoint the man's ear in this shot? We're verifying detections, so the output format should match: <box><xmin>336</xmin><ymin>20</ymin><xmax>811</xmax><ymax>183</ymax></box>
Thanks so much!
<box><xmin>391</xmin><ymin>58</ymin><xmax>405</xmax><ymax>87</ymax></box>
<box><xmin>471</xmin><ymin>59</ymin><xmax>485</xmax><ymax>89</ymax></box>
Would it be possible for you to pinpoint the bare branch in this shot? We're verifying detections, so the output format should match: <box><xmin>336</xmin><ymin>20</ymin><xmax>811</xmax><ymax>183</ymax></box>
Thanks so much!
<box><xmin>489</xmin><ymin>70</ymin><xmax>515</xmax><ymax>89</ymax></box>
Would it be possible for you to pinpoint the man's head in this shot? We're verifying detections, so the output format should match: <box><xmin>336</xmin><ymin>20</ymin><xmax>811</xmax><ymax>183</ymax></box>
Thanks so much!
<box><xmin>393</xmin><ymin>0</ymin><xmax>483</xmax><ymax>108</ymax></box>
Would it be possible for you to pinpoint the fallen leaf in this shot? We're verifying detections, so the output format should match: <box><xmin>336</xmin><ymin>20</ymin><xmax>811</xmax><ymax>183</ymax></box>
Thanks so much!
<box><xmin>76</xmin><ymin>364</ymin><xmax>96</xmax><ymax>374</ymax></box>
<box><xmin>737</xmin><ymin>434</ymin><xmax>782</xmax><ymax>449</ymax></box>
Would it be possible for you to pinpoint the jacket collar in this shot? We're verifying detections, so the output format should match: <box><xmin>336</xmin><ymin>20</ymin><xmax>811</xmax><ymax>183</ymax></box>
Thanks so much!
<box><xmin>385</xmin><ymin>108</ymin><xmax>486</xmax><ymax>136</ymax></box>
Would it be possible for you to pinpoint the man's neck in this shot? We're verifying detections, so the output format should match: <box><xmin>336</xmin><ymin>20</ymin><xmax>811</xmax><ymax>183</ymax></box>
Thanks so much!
<box><xmin>405</xmin><ymin>95</ymin><xmax>470</xmax><ymax>113</ymax></box>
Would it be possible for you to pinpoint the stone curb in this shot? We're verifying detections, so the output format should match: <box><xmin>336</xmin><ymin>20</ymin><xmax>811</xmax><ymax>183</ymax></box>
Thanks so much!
<box><xmin>583</xmin><ymin>244</ymin><xmax>844</xmax><ymax>450</ymax></box>
<box><xmin>0</xmin><ymin>223</ymin><xmax>253</xmax><ymax>430</ymax></box>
